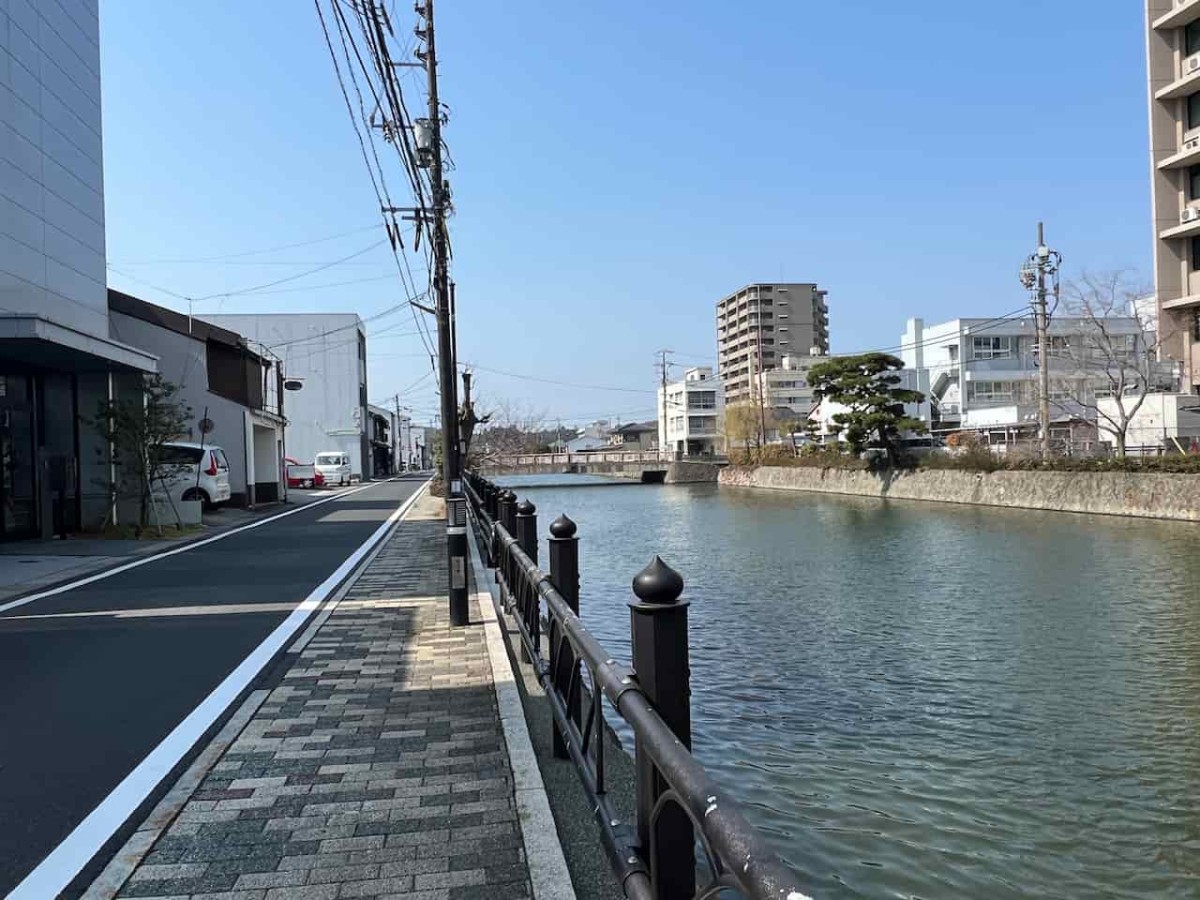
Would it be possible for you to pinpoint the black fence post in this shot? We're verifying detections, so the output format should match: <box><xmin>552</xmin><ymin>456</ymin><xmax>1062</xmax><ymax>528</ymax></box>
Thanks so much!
<box><xmin>516</xmin><ymin>500</ymin><xmax>538</xmax><ymax>563</ymax></box>
<box><xmin>502</xmin><ymin>490</ymin><xmax>518</xmax><ymax>535</ymax></box>
<box><xmin>548</xmin><ymin>514</ymin><xmax>579</xmax><ymax>760</ymax></box>
<box><xmin>515</xmin><ymin>500</ymin><xmax>538</xmax><ymax>664</ymax></box>
<box><xmin>629</xmin><ymin>556</ymin><xmax>694</xmax><ymax>900</ymax></box>
<box><xmin>495</xmin><ymin>491</ymin><xmax>515</xmax><ymax>604</ymax></box>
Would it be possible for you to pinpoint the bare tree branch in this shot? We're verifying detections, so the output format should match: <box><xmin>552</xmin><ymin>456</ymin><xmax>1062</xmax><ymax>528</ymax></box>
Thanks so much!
<box><xmin>1048</xmin><ymin>270</ymin><xmax>1166</xmax><ymax>457</ymax></box>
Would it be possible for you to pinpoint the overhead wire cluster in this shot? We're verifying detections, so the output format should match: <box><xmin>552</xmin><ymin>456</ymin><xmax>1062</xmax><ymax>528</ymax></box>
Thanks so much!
<box><xmin>313</xmin><ymin>0</ymin><xmax>444</xmax><ymax>381</ymax></box>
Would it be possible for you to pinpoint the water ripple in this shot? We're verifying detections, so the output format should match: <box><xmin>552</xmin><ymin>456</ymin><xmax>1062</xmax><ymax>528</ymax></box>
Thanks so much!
<box><xmin>503</xmin><ymin>478</ymin><xmax>1200</xmax><ymax>898</ymax></box>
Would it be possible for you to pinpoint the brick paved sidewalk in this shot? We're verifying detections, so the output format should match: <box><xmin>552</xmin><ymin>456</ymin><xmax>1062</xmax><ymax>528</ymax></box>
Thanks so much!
<box><xmin>107</xmin><ymin>493</ymin><xmax>534</xmax><ymax>899</ymax></box>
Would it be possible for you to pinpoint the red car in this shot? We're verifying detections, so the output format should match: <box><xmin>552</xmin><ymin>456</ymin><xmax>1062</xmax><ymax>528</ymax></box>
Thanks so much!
<box><xmin>285</xmin><ymin>457</ymin><xmax>325</xmax><ymax>489</ymax></box>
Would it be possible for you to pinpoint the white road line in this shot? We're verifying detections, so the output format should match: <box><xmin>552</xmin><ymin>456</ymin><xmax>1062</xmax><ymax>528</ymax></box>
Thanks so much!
<box><xmin>0</xmin><ymin>483</ymin><xmax>376</xmax><ymax>615</ymax></box>
<box><xmin>7</xmin><ymin>481</ymin><xmax>429</xmax><ymax>900</ymax></box>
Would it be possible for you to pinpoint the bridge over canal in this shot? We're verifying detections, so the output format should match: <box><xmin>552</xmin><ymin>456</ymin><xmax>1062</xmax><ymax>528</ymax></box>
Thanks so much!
<box><xmin>476</xmin><ymin>450</ymin><xmax>724</xmax><ymax>484</ymax></box>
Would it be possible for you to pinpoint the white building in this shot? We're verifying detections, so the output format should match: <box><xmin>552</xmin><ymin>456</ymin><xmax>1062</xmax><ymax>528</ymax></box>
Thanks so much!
<box><xmin>658</xmin><ymin>367</ymin><xmax>724</xmax><ymax>458</ymax></box>
<box><xmin>900</xmin><ymin>315</ymin><xmax>1163</xmax><ymax>442</ymax></box>
<box><xmin>752</xmin><ymin>355</ymin><xmax>827</xmax><ymax>417</ymax></box>
<box><xmin>202</xmin><ymin>313</ymin><xmax>370</xmax><ymax>479</ymax></box>
<box><xmin>407</xmin><ymin>425</ymin><xmax>436</xmax><ymax>470</ymax></box>
<box><xmin>565</xmin><ymin>421</ymin><xmax>611</xmax><ymax>453</ymax></box>
<box><xmin>109</xmin><ymin>291</ymin><xmax>287</xmax><ymax>506</ymax></box>
<box><xmin>1097</xmin><ymin>393</ymin><xmax>1200</xmax><ymax>451</ymax></box>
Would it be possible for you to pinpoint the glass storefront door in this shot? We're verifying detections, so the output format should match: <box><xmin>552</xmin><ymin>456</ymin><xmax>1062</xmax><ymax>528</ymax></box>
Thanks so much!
<box><xmin>0</xmin><ymin>375</ymin><xmax>37</xmax><ymax>540</ymax></box>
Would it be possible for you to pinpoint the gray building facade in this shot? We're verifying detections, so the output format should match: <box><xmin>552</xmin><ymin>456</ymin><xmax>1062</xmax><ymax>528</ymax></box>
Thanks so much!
<box><xmin>1</xmin><ymin>0</ymin><xmax>157</xmax><ymax>538</ymax></box>
<box><xmin>716</xmin><ymin>283</ymin><xmax>829</xmax><ymax>405</ymax></box>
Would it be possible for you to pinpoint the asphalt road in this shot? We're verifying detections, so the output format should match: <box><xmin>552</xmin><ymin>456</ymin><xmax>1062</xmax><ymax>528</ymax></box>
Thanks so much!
<box><xmin>0</xmin><ymin>477</ymin><xmax>423</xmax><ymax>895</ymax></box>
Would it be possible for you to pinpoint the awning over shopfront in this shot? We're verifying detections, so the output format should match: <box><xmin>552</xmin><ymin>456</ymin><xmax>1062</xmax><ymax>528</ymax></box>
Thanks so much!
<box><xmin>0</xmin><ymin>315</ymin><xmax>157</xmax><ymax>373</ymax></box>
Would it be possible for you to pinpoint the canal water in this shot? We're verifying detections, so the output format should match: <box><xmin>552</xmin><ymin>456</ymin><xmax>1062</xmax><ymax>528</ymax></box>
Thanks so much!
<box><xmin>496</xmin><ymin>475</ymin><xmax>1200</xmax><ymax>899</ymax></box>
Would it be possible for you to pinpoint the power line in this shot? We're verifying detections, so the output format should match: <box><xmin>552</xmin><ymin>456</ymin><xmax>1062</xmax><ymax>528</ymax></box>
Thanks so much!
<box><xmin>107</xmin><ymin>241</ymin><xmax>390</xmax><ymax>306</ymax></box>
<box><xmin>236</xmin><ymin>273</ymin><xmax>397</xmax><ymax>296</ymax></box>
<box><xmin>110</xmin><ymin>224</ymin><xmax>381</xmax><ymax>264</ymax></box>
<box><xmin>459</xmin><ymin>361</ymin><xmax>656</xmax><ymax>394</ymax></box>
<box><xmin>192</xmin><ymin>240</ymin><xmax>387</xmax><ymax>301</ymax></box>
<box><xmin>314</xmin><ymin>0</ymin><xmax>437</xmax><ymax>371</ymax></box>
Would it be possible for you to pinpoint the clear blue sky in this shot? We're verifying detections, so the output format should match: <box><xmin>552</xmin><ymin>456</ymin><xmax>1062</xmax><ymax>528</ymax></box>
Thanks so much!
<box><xmin>100</xmin><ymin>1</ymin><xmax>1149</xmax><ymax>428</ymax></box>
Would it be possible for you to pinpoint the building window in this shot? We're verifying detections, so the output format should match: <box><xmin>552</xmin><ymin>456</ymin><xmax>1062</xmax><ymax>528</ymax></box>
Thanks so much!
<box><xmin>967</xmin><ymin>381</ymin><xmax>1019</xmax><ymax>402</ymax></box>
<box><xmin>1188</xmin><ymin>19</ymin><xmax>1200</xmax><ymax>56</ymax></box>
<box><xmin>1193</xmin><ymin>309</ymin><xmax>1200</xmax><ymax>342</ymax></box>
<box><xmin>948</xmin><ymin>345</ymin><xmax>959</xmax><ymax>362</ymax></box>
<box><xmin>1189</xmin><ymin>166</ymin><xmax>1200</xmax><ymax>202</ymax></box>
<box><xmin>1188</xmin><ymin>92</ymin><xmax>1200</xmax><ymax>131</ymax></box>
<box><xmin>971</xmin><ymin>336</ymin><xmax>1013</xmax><ymax>359</ymax></box>
<box><xmin>1192</xmin><ymin>236</ymin><xmax>1200</xmax><ymax>272</ymax></box>
<box><xmin>1048</xmin><ymin>335</ymin><xmax>1072</xmax><ymax>356</ymax></box>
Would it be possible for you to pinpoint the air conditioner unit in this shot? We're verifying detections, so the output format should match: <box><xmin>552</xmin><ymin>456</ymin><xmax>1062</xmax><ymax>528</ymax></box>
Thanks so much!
<box><xmin>1186</xmin><ymin>136</ymin><xmax>1200</xmax><ymax>152</ymax></box>
<box><xmin>1187</xmin><ymin>53</ymin><xmax>1200</xmax><ymax>74</ymax></box>
<box><xmin>1182</xmin><ymin>206</ymin><xmax>1200</xmax><ymax>224</ymax></box>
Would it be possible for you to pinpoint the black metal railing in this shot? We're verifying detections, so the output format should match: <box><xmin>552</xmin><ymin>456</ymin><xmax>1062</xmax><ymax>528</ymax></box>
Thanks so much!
<box><xmin>464</xmin><ymin>471</ymin><xmax>808</xmax><ymax>900</ymax></box>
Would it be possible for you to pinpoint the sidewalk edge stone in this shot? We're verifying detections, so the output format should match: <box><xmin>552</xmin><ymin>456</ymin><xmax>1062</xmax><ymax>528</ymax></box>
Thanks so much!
<box><xmin>468</xmin><ymin>521</ymin><xmax>577</xmax><ymax>900</ymax></box>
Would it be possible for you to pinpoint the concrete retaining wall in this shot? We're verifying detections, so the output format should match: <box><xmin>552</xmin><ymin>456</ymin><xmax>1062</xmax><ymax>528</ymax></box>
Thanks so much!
<box><xmin>719</xmin><ymin>465</ymin><xmax>1200</xmax><ymax>521</ymax></box>
<box><xmin>665</xmin><ymin>461</ymin><xmax>721</xmax><ymax>484</ymax></box>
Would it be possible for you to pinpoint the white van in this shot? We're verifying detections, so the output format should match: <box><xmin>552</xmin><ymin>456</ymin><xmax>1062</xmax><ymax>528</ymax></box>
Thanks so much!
<box><xmin>314</xmin><ymin>451</ymin><xmax>352</xmax><ymax>487</ymax></box>
<box><xmin>157</xmin><ymin>442</ymin><xmax>232</xmax><ymax>509</ymax></box>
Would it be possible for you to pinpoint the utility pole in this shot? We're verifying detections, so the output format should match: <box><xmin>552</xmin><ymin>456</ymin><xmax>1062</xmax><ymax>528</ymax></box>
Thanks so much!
<box><xmin>657</xmin><ymin>349</ymin><xmax>673</xmax><ymax>459</ymax></box>
<box><xmin>1020</xmin><ymin>222</ymin><xmax>1062</xmax><ymax>461</ymax></box>
<box><xmin>755</xmin><ymin>290</ymin><xmax>768</xmax><ymax>450</ymax></box>
<box><xmin>417</xmin><ymin>0</ymin><xmax>468</xmax><ymax>626</ymax></box>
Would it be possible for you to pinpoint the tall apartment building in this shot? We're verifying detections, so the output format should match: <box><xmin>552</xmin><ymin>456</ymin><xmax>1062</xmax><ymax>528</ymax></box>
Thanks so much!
<box><xmin>716</xmin><ymin>283</ymin><xmax>829</xmax><ymax>405</ymax></box>
<box><xmin>1</xmin><ymin>1</ymin><xmax>158</xmax><ymax>538</ymax></box>
<box><xmin>1146</xmin><ymin>1</ymin><xmax>1200</xmax><ymax>389</ymax></box>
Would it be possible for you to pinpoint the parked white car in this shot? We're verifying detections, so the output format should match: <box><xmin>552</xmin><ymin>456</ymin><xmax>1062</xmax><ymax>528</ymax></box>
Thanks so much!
<box><xmin>156</xmin><ymin>442</ymin><xmax>232</xmax><ymax>510</ymax></box>
<box><xmin>314</xmin><ymin>451</ymin><xmax>353</xmax><ymax>487</ymax></box>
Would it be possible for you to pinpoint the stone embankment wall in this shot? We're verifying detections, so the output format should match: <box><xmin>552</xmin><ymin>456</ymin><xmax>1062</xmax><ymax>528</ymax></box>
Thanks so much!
<box><xmin>665</xmin><ymin>461</ymin><xmax>722</xmax><ymax>484</ymax></box>
<box><xmin>719</xmin><ymin>465</ymin><xmax>1200</xmax><ymax>521</ymax></box>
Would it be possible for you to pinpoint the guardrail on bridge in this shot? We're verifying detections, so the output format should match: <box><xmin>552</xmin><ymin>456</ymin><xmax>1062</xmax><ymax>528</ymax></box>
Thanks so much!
<box><xmin>464</xmin><ymin>471</ymin><xmax>808</xmax><ymax>900</ymax></box>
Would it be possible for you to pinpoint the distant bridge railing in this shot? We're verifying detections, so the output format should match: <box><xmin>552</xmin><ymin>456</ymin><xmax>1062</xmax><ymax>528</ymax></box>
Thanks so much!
<box><xmin>464</xmin><ymin>470</ymin><xmax>806</xmax><ymax>900</ymax></box>
<box><xmin>480</xmin><ymin>450</ymin><xmax>674</xmax><ymax>469</ymax></box>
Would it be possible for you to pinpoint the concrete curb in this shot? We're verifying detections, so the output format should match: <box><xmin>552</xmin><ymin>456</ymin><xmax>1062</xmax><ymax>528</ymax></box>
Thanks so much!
<box><xmin>467</xmin><ymin>522</ymin><xmax>577</xmax><ymax>900</ymax></box>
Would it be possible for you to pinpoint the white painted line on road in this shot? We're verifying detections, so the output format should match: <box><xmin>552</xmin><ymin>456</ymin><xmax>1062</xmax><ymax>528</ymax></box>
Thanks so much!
<box><xmin>0</xmin><ymin>483</ymin><xmax>377</xmax><ymax>615</ymax></box>
<box><xmin>8</xmin><ymin>481</ymin><xmax>429</xmax><ymax>900</ymax></box>
<box><xmin>79</xmin><ymin>689</ymin><xmax>272</xmax><ymax>900</ymax></box>
<box><xmin>467</xmin><ymin>514</ymin><xmax>577</xmax><ymax>900</ymax></box>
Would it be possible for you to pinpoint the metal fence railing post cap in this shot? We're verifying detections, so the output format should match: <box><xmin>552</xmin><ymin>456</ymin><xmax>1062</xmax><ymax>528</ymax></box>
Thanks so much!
<box><xmin>630</xmin><ymin>556</ymin><xmax>686</xmax><ymax>610</ymax></box>
<box><xmin>548</xmin><ymin>513</ymin><xmax>577</xmax><ymax>539</ymax></box>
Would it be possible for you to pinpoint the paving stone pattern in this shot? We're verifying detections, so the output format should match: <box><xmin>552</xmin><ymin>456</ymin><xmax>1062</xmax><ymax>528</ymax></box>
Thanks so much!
<box><xmin>117</xmin><ymin>504</ymin><xmax>532</xmax><ymax>899</ymax></box>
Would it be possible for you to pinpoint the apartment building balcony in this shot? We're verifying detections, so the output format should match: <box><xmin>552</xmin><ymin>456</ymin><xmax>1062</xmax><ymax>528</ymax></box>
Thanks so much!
<box><xmin>1159</xmin><ymin>208</ymin><xmax>1200</xmax><ymax>240</ymax></box>
<box><xmin>1156</xmin><ymin>137</ymin><xmax>1200</xmax><ymax>170</ymax></box>
<box><xmin>1162</xmin><ymin>293</ymin><xmax>1200</xmax><ymax>310</ymax></box>
<box><xmin>1153</xmin><ymin>0</ymin><xmax>1200</xmax><ymax>31</ymax></box>
<box><xmin>1153</xmin><ymin>61</ymin><xmax>1200</xmax><ymax>100</ymax></box>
